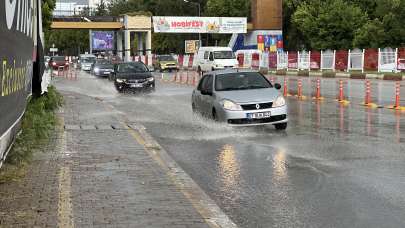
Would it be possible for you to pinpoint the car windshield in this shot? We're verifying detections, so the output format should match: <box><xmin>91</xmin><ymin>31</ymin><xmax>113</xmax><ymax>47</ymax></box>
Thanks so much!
<box><xmin>215</xmin><ymin>72</ymin><xmax>272</xmax><ymax>91</ymax></box>
<box><xmin>82</xmin><ymin>58</ymin><xmax>94</xmax><ymax>63</ymax></box>
<box><xmin>52</xmin><ymin>56</ymin><xmax>65</xmax><ymax>61</ymax></box>
<box><xmin>117</xmin><ymin>63</ymin><xmax>148</xmax><ymax>73</ymax></box>
<box><xmin>214</xmin><ymin>51</ymin><xmax>235</xmax><ymax>59</ymax></box>
<box><xmin>158</xmin><ymin>55</ymin><xmax>175</xmax><ymax>61</ymax></box>
<box><xmin>98</xmin><ymin>64</ymin><xmax>114</xmax><ymax>69</ymax></box>
<box><xmin>96</xmin><ymin>59</ymin><xmax>109</xmax><ymax>64</ymax></box>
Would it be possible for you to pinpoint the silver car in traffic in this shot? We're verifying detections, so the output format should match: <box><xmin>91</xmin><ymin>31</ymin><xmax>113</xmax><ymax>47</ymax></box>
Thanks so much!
<box><xmin>191</xmin><ymin>69</ymin><xmax>288</xmax><ymax>129</ymax></box>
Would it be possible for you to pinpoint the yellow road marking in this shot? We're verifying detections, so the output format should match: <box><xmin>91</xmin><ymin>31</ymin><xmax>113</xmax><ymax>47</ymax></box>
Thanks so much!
<box><xmin>57</xmin><ymin>116</ymin><xmax>74</xmax><ymax>228</ymax></box>
<box><xmin>58</xmin><ymin>166</ymin><xmax>74</xmax><ymax>228</ymax></box>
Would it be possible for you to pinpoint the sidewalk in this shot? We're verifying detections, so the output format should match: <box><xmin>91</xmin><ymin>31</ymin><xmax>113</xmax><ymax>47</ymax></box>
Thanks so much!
<box><xmin>0</xmin><ymin>90</ymin><xmax>211</xmax><ymax>227</ymax></box>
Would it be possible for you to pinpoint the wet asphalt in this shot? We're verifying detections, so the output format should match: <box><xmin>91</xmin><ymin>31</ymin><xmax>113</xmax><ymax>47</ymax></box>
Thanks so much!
<box><xmin>55</xmin><ymin>70</ymin><xmax>405</xmax><ymax>228</ymax></box>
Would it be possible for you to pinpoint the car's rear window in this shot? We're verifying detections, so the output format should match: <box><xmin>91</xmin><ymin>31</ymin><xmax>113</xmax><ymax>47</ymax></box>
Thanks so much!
<box><xmin>158</xmin><ymin>55</ymin><xmax>175</xmax><ymax>61</ymax></box>
<box><xmin>215</xmin><ymin>72</ymin><xmax>272</xmax><ymax>91</ymax></box>
<box><xmin>53</xmin><ymin>56</ymin><xmax>65</xmax><ymax>61</ymax></box>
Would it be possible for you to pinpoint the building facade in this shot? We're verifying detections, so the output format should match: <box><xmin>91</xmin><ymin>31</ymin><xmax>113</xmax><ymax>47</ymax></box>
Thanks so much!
<box><xmin>54</xmin><ymin>0</ymin><xmax>110</xmax><ymax>16</ymax></box>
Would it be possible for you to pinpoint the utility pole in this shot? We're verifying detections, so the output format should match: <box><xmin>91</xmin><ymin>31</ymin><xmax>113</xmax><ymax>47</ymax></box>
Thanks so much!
<box><xmin>184</xmin><ymin>0</ymin><xmax>201</xmax><ymax>49</ymax></box>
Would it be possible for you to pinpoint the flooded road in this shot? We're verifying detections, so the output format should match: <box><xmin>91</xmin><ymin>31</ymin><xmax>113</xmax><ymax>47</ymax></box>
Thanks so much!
<box><xmin>54</xmin><ymin>70</ymin><xmax>405</xmax><ymax>228</ymax></box>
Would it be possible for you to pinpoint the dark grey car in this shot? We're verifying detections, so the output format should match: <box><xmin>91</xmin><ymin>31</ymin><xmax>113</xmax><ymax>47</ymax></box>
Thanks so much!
<box><xmin>92</xmin><ymin>61</ymin><xmax>114</xmax><ymax>77</ymax></box>
<box><xmin>112</xmin><ymin>62</ymin><xmax>155</xmax><ymax>93</ymax></box>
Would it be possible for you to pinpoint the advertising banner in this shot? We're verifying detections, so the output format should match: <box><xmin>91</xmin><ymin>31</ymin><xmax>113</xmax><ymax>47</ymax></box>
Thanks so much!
<box><xmin>185</xmin><ymin>40</ymin><xmax>200</xmax><ymax>54</ymax></box>
<box><xmin>1</xmin><ymin>0</ymin><xmax>37</xmax><ymax>164</ymax></box>
<box><xmin>91</xmin><ymin>31</ymin><xmax>114</xmax><ymax>50</ymax></box>
<box><xmin>257</xmin><ymin>34</ymin><xmax>283</xmax><ymax>53</ymax></box>
<box><xmin>153</xmin><ymin>17</ymin><xmax>247</xmax><ymax>34</ymax></box>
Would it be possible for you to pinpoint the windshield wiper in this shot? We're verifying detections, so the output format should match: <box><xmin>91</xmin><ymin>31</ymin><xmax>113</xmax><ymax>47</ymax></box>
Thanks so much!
<box><xmin>248</xmin><ymin>86</ymin><xmax>269</xmax><ymax>89</ymax></box>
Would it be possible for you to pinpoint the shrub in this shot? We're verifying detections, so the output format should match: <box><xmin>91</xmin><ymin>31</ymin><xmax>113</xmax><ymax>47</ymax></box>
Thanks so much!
<box><xmin>276</xmin><ymin>69</ymin><xmax>287</xmax><ymax>75</ymax></box>
<box><xmin>5</xmin><ymin>86</ymin><xmax>63</xmax><ymax>165</ymax></box>
<box><xmin>322</xmin><ymin>71</ymin><xmax>336</xmax><ymax>78</ymax></box>
<box><xmin>298</xmin><ymin>70</ymin><xmax>309</xmax><ymax>77</ymax></box>
<box><xmin>350</xmin><ymin>72</ymin><xmax>366</xmax><ymax>79</ymax></box>
<box><xmin>383</xmin><ymin>73</ymin><xmax>403</xmax><ymax>81</ymax></box>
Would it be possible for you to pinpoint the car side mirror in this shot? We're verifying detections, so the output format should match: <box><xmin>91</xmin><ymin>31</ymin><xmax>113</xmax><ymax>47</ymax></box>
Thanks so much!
<box><xmin>274</xmin><ymin>83</ymin><xmax>281</xmax><ymax>90</ymax></box>
<box><xmin>148</xmin><ymin>67</ymin><xmax>155</xmax><ymax>72</ymax></box>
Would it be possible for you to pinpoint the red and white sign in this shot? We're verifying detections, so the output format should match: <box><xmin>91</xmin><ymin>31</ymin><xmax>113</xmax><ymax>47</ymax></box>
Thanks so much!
<box><xmin>152</xmin><ymin>17</ymin><xmax>247</xmax><ymax>34</ymax></box>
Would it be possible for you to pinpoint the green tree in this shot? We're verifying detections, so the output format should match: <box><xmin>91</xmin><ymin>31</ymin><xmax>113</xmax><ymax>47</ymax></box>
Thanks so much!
<box><xmin>293</xmin><ymin>0</ymin><xmax>367</xmax><ymax>50</ymax></box>
<box><xmin>46</xmin><ymin>30</ymin><xmax>89</xmax><ymax>56</ymax></box>
<box><xmin>205</xmin><ymin>0</ymin><xmax>249</xmax><ymax>17</ymax></box>
<box><xmin>42</xmin><ymin>0</ymin><xmax>56</xmax><ymax>30</ymax></box>
<box><xmin>354</xmin><ymin>0</ymin><xmax>405</xmax><ymax>48</ymax></box>
<box><xmin>95</xmin><ymin>0</ymin><xmax>109</xmax><ymax>16</ymax></box>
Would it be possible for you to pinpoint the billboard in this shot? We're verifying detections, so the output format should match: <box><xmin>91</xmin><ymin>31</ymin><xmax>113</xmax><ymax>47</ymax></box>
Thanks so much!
<box><xmin>185</xmin><ymin>40</ymin><xmax>200</xmax><ymax>54</ymax></box>
<box><xmin>1</xmin><ymin>0</ymin><xmax>42</xmax><ymax>166</ymax></box>
<box><xmin>257</xmin><ymin>34</ymin><xmax>283</xmax><ymax>52</ymax></box>
<box><xmin>153</xmin><ymin>17</ymin><xmax>247</xmax><ymax>34</ymax></box>
<box><xmin>91</xmin><ymin>31</ymin><xmax>114</xmax><ymax>50</ymax></box>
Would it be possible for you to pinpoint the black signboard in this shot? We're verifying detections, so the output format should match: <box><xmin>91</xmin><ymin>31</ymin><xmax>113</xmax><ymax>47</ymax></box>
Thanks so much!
<box><xmin>0</xmin><ymin>0</ymin><xmax>42</xmax><ymax>163</ymax></box>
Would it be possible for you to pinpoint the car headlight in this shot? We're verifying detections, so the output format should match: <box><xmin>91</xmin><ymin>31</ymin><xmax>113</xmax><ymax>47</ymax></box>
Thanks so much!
<box><xmin>273</xmin><ymin>95</ymin><xmax>286</xmax><ymax>107</ymax></box>
<box><xmin>116</xmin><ymin>78</ymin><xmax>126</xmax><ymax>83</ymax></box>
<box><xmin>94</xmin><ymin>68</ymin><xmax>100</xmax><ymax>73</ymax></box>
<box><xmin>221</xmin><ymin>99</ymin><xmax>242</xmax><ymax>111</ymax></box>
<box><xmin>147</xmin><ymin>77</ymin><xmax>155</xmax><ymax>82</ymax></box>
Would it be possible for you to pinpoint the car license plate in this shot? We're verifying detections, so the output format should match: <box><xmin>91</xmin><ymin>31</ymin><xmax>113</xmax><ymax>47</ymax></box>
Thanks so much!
<box><xmin>103</xmin><ymin>71</ymin><xmax>110</xmax><ymax>75</ymax></box>
<box><xmin>130</xmin><ymin>83</ymin><xmax>143</xmax><ymax>88</ymax></box>
<box><xmin>247</xmin><ymin>112</ymin><xmax>271</xmax><ymax>119</ymax></box>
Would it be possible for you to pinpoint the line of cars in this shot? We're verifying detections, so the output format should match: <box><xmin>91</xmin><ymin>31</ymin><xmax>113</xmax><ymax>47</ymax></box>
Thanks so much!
<box><xmin>49</xmin><ymin>51</ymin><xmax>288</xmax><ymax>129</ymax></box>
<box><xmin>77</xmin><ymin>55</ymin><xmax>156</xmax><ymax>93</ymax></box>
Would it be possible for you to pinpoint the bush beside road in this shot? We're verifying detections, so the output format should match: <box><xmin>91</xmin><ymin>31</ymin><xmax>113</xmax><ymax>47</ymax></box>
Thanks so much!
<box><xmin>0</xmin><ymin>86</ymin><xmax>63</xmax><ymax>183</ymax></box>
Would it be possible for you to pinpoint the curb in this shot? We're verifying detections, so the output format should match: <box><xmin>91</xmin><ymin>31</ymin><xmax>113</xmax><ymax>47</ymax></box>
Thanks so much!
<box><xmin>266</xmin><ymin>71</ymin><xmax>403</xmax><ymax>81</ymax></box>
<box><xmin>125</xmin><ymin>123</ymin><xmax>238</xmax><ymax>228</ymax></box>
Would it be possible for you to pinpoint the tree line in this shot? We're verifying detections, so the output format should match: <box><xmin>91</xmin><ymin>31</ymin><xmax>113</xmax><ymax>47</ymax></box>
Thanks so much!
<box><xmin>43</xmin><ymin>0</ymin><xmax>405</xmax><ymax>55</ymax></box>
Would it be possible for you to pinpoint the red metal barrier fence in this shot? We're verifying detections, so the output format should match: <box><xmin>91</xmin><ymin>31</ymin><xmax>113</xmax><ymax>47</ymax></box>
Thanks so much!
<box><xmin>398</xmin><ymin>48</ymin><xmax>405</xmax><ymax>71</ymax></box>
<box><xmin>178</xmin><ymin>55</ymin><xmax>184</xmax><ymax>68</ymax></box>
<box><xmin>364</xmin><ymin>49</ymin><xmax>378</xmax><ymax>71</ymax></box>
<box><xmin>335</xmin><ymin>50</ymin><xmax>348</xmax><ymax>71</ymax></box>
<box><xmin>310</xmin><ymin>51</ymin><xmax>321</xmax><ymax>70</ymax></box>
<box><xmin>269</xmin><ymin>52</ymin><xmax>277</xmax><ymax>69</ymax></box>
<box><xmin>288</xmin><ymin>51</ymin><xmax>298</xmax><ymax>69</ymax></box>
<box><xmin>188</xmin><ymin>54</ymin><xmax>194</xmax><ymax>68</ymax></box>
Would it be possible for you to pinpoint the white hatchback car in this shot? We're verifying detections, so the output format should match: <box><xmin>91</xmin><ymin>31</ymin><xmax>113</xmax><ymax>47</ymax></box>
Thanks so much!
<box><xmin>191</xmin><ymin>69</ymin><xmax>288</xmax><ymax>129</ymax></box>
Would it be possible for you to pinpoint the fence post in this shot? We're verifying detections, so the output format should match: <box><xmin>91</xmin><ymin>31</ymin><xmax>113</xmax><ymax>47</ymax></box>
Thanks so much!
<box><xmin>287</xmin><ymin>51</ymin><xmax>288</xmax><ymax>71</ymax></box>
<box><xmin>362</xmin><ymin>49</ymin><xmax>365</xmax><ymax>73</ymax></box>
<box><xmin>320</xmin><ymin>50</ymin><xmax>323</xmax><ymax>71</ymax></box>
<box><xmin>308</xmin><ymin>51</ymin><xmax>311</xmax><ymax>71</ymax></box>
<box><xmin>297</xmin><ymin>51</ymin><xmax>301</xmax><ymax>70</ymax></box>
<box><xmin>333</xmin><ymin>50</ymin><xmax>336</xmax><ymax>71</ymax></box>
<box><xmin>276</xmin><ymin>51</ymin><xmax>279</xmax><ymax>70</ymax></box>
<box><xmin>395</xmin><ymin>48</ymin><xmax>398</xmax><ymax>73</ymax></box>
<box><xmin>347</xmin><ymin>49</ymin><xmax>351</xmax><ymax>72</ymax></box>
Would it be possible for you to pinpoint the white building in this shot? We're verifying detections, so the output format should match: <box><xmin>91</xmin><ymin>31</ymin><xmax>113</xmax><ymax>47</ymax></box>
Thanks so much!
<box><xmin>54</xmin><ymin>0</ymin><xmax>111</xmax><ymax>16</ymax></box>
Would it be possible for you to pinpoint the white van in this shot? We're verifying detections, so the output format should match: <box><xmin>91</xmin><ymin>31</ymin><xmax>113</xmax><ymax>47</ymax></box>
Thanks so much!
<box><xmin>196</xmin><ymin>47</ymin><xmax>238</xmax><ymax>72</ymax></box>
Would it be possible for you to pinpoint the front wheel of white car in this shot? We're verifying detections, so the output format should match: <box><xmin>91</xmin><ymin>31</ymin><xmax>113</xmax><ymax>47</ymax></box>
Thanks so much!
<box><xmin>275</xmin><ymin>123</ymin><xmax>287</xmax><ymax>130</ymax></box>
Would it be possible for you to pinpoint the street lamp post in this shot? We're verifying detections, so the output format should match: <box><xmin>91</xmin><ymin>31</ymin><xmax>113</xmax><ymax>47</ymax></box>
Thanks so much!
<box><xmin>184</xmin><ymin>0</ymin><xmax>201</xmax><ymax>48</ymax></box>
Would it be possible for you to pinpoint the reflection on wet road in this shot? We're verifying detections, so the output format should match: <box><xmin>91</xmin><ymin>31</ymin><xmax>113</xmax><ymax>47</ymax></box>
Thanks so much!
<box><xmin>55</xmin><ymin>71</ymin><xmax>405</xmax><ymax>228</ymax></box>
